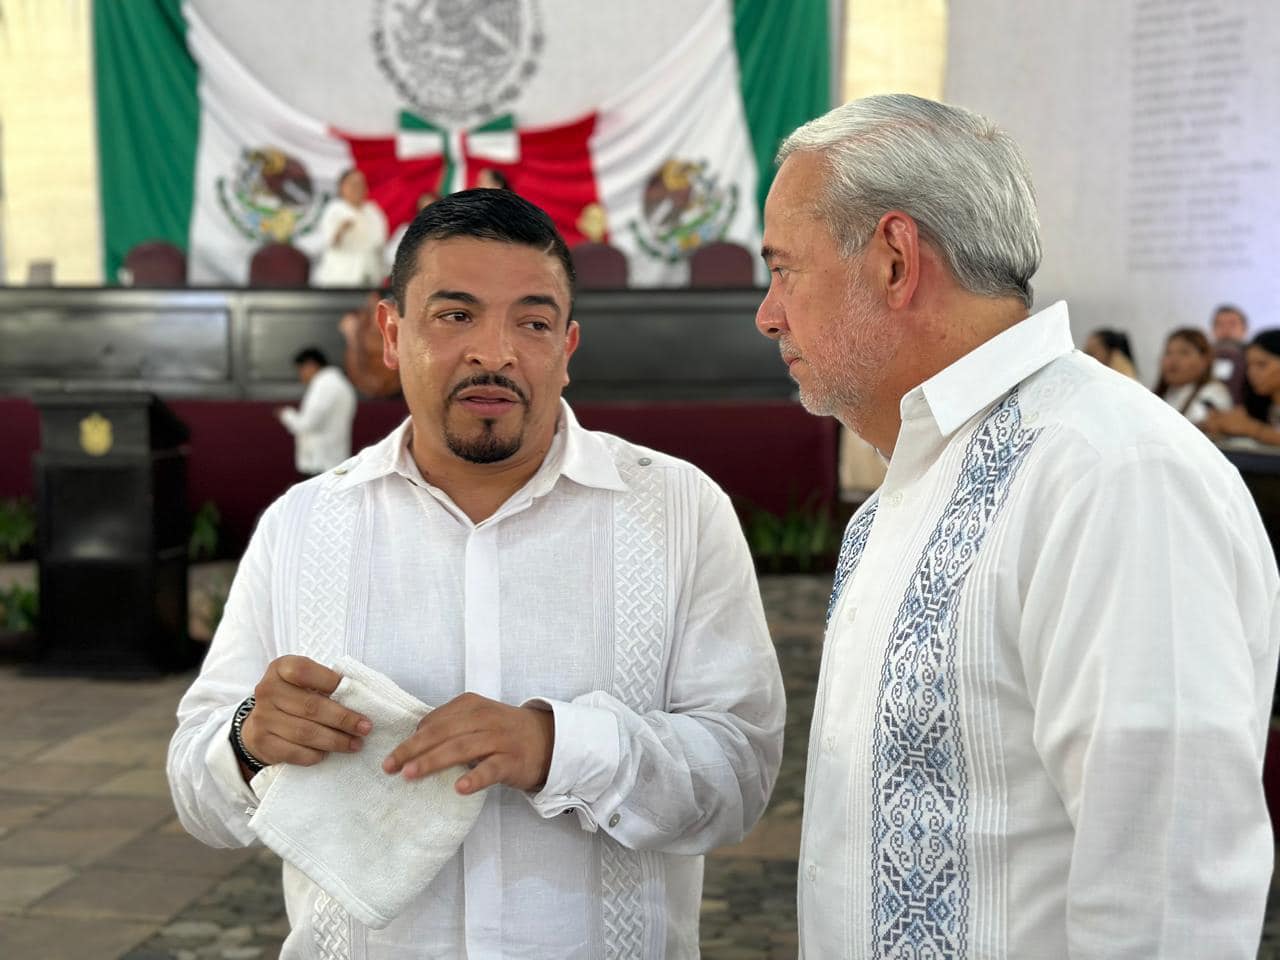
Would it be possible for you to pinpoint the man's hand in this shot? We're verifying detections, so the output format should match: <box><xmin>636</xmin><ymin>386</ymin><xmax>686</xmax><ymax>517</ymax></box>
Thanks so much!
<box><xmin>382</xmin><ymin>693</ymin><xmax>554</xmax><ymax>796</ymax></box>
<box><xmin>242</xmin><ymin>655</ymin><xmax>372</xmax><ymax>767</ymax></box>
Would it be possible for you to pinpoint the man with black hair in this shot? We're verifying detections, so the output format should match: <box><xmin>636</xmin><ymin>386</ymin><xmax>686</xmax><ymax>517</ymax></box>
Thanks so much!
<box><xmin>275</xmin><ymin>345</ymin><xmax>357</xmax><ymax>477</ymax></box>
<box><xmin>169</xmin><ymin>189</ymin><xmax>785</xmax><ymax>958</ymax></box>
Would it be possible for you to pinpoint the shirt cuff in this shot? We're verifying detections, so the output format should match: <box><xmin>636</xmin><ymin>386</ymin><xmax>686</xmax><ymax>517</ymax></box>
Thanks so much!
<box><xmin>204</xmin><ymin>712</ymin><xmax>263</xmax><ymax>814</ymax></box>
<box><xmin>522</xmin><ymin>697</ymin><xmax>621</xmax><ymax>829</ymax></box>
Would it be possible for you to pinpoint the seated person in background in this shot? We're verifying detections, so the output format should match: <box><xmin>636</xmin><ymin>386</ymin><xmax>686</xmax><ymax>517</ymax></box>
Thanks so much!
<box><xmin>1083</xmin><ymin>327</ymin><xmax>1139</xmax><ymax>379</ymax></box>
<box><xmin>339</xmin><ymin>290</ymin><xmax>402</xmax><ymax>399</ymax></box>
<box><xmin>314</xmin><ymin>168</ymin><xmax>388</xmax><ymax>287</ymax></box>
<box><xmin>386</xmin><ymin>190</ymin><xmax>440</xmax><ymax>274</ymax></box>
<box><xmin>1203</xmin><ymin>330</ymin><xmax>1280</xmax><ymax>445</ymax></box>
<box><xmin>1153</xmin><ymin>328</ymin><xmax>1232</xmax><ymax>425</ymax></box>
<box><xmin>476</xmin><ymin>167</ymin><xmax>511</xmax><ymax>191</ymax></box>
<box><xmin>1213</xmin><ymin>303</ymin><xmax>1249</xmax><ymax>350</ymax></box>
<box><xmin>275</xmin><ymin>347</ymin><xmax>358</xmax><ymax>476</ymax></box>
<box><xmin>1211</xmin><ymin>303</ymin><xmax>1250</xmax><ymax>405</ymax></box>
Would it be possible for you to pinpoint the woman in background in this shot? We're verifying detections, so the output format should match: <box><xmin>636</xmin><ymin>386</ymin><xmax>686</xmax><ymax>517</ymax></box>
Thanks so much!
<box><xmin>1202</xmin><ymin>330</ymin><xmax>1280</xmax><ymax>445</ymax></box>
<box><xmin>1084</xmin><ymin>328</ymin><xmax>1140</xmax><ymax>379</ymax></box>
<box><xmin>1153</xmin><ymin>328</ymin><xmax>1231</xmax><ymax>425</ymax></box>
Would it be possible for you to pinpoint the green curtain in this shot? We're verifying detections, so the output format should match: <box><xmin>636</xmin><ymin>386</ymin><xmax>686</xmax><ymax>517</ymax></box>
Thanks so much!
<box><xmin>733</xmin><ymin>0</ymin><xmax>832</xmax><ymax>215</ymax></box>
<box><xmin>93</xmin><ymin>0</ymin><xmax>198</xmax><ymax>282</ymax></box>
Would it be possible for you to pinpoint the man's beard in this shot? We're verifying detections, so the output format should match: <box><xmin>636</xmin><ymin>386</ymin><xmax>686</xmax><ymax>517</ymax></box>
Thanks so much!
<box><xmin>445</xmin><ymin>419</ymin><xmax>522</xmax><ymax>464</ymax></box>
<box><xmin>787</xmin><ymin>282</ymin><xmax>897</xmax><ymax>427</ymax></box>
<box><xmin>443</xmin><ymin>372</ymin><xmax>528</xmax><ymax>464</ymax></box>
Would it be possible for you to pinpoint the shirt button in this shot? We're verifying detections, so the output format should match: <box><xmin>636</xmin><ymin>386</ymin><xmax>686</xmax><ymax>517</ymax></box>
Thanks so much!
<box><xmin>637</xmin><ymin>457</ymin><xmax>652</xmax><ymax>467</ymax></box>
<box><xmin>333</xmin><ymin>466</ymin><xmax>348</xmax><ymax>475</ymax></box>
<box><xmin>608</xmin><ymin>813</ymin><xmax>621</xmax><ymax>828</ymax></box>
<box><xmin>807</xmin><ymin>864</ymin><xmax>818</xmax><ymax>882</ymax></box>
<box><xmin>1024</xmin><ymin>410</ymin><xmax>1040</xmax><ymax>425</ymax></box>
<box><xmin>885</xmin><ymin>491</ymin><xmax>904</xmax><ymax>508</ymax></box>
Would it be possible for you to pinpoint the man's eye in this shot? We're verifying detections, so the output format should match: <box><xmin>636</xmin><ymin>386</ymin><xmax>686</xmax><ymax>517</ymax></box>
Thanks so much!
<box><xmin>441</xmin><ymin>311</ymin><xmax>470</xmax><ymax>322</ymax></box>
<box><xmin>524</xmin><ymin>320</ymin><xmax>551</xmax><ymax>332</ymax></box>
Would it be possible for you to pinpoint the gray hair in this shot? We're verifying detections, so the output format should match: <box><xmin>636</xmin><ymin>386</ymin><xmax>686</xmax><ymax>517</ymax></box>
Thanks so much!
<box><xmin>777</xmin><ymin>94</ymin><xmax>1041</xmax><ymax>308</ymax></box>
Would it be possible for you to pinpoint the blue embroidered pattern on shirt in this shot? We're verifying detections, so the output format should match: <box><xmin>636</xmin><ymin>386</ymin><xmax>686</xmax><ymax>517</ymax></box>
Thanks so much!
<box><xmin>871</xmin><ymin>388</ymin><xmax>1040</xmax><ymax>958</ymax></box>
<box><xmin>827</xmin><ymin>496</ymin><xmax>880</xmax><ymax>626</ymax></box>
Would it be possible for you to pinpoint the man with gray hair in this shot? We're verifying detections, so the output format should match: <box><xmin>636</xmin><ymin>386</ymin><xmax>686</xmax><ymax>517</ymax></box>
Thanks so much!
<box><xmin>757</xmin><ymin>93</ymin><xmax>1279</xmax><ymax>958</ymax></box>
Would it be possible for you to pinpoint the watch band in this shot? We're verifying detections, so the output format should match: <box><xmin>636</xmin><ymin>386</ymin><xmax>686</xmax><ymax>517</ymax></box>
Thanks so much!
<box><xmin>229</xmin><ymin>695</ymin><xmax>267</xmax><ymax>774</ymax></box>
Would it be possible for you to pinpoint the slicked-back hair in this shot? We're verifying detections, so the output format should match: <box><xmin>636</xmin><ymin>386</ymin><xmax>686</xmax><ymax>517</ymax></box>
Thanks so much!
<box><xmin>778</xmin><ymin>93</ymin><xmax>1042</xmax><ymax>308</ymax></box>
<box><xmin>389</xmin><ymin>189</ymin><xmax>576</xmax><ymax>321</ymax></box>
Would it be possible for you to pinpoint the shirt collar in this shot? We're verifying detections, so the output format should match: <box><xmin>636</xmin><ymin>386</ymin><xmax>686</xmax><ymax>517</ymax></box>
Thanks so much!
<box><xmin>907</xmin><ymin>300</ymin><xmax>1074</xmax><ymax>437</ymax></box>
<box><xmin>332</xmin><ymin>399</ymin><xmax>627</xmax><ymax>494</ymax></box>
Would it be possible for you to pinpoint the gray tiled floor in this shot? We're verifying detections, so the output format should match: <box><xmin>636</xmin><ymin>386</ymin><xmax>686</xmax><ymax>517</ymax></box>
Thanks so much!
<box><xmin>0</xmin><ymin>575</ymin><xmax>1276</xmax><ymax>959</ymax></box>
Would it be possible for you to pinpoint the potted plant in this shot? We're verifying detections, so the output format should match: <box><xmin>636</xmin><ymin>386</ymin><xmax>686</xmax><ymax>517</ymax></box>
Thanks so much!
<box><xmin>0</xmin><ymin>498</ymin><xmax>38</xmax><ymax>654</ymax></box>
<box><xmin>188</xmin><ymin>500</ymin><xmax>236</xmax><ymax>642</ymax></box>
<box><xmin>741</xmin><ymin>496</ymin><xmax>842</xmax><ymax>575</ymax></box>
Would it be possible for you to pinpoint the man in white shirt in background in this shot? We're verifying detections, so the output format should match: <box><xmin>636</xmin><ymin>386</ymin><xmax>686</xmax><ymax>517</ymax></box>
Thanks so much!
<box><xmin>275</xmin><ymin>346</ymin><xmax>358</xmax><ymax>478</ymax></box>
<box><xmin>169</xmin><ymin>188</ymin><xmax>785</xmax><ymax>958</ymax></box>
<box><xmin>756</xmin><ymin>93</ymin><xmax>1280</xmax><ymax>959</ymax></box>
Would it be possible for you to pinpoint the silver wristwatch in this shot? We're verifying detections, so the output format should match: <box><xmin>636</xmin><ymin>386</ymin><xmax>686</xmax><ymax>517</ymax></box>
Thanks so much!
<box><xmin>230</xmin><ymin>695</ymin><xmax>267</xmax><ymax>774</ymax></box>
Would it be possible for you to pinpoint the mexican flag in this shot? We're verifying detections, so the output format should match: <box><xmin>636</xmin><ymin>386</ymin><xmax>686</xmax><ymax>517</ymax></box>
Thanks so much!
<box><xmin>94</xmin><ymin>0</ymin><xmax>831</xmax><ymax>287</ymax></box>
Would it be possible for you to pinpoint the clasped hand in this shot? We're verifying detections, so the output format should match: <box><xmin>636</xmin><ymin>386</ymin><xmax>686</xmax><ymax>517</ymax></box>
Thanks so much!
<box><xmin>242</xmin><ymin>655</ymin><xmax>554</xmax><ymax>796</ymax></box>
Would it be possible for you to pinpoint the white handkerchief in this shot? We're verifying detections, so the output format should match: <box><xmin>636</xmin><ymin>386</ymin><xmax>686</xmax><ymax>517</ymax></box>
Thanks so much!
<box><xmin>248</xmin><ymin>655</ymin><xmax>485</xmax><ymax>928</ymax></box>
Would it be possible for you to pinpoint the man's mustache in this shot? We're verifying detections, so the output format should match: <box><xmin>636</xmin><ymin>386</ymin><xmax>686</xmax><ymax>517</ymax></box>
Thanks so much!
<box><xmin>448</xmin><ymin>373</ymin><xmax>529</xmax><ymax>405</ymax></box>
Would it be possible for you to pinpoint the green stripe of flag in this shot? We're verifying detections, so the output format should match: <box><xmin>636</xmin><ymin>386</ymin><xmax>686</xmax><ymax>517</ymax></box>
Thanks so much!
<box><xmin>733</xmin><ymin>0</ymin><xmax>832</xmax><ymax>216</ymax></box>
<box><xmin>94</xmin><ymin>0</ymin><xmax>199</xmax><ymax>282</ymax></box>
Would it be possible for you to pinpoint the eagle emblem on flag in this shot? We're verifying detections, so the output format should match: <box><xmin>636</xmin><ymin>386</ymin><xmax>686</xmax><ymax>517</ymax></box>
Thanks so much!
<box><xmin>371</xmin><ymin>0</ymin><xmax>544</xmax><ymax>127</ymax></box>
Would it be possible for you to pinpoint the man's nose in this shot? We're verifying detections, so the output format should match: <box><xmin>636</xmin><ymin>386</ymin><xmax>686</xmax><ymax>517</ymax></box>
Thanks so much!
<box><xmin>755</xmin><ymin>289</ymin><xmax>787</xmax><ymax>340</ymax></box>
<box><xmin>465</xmin><ymin>324</ymin><xmax>516</xmax><ymax>368</ymax></box>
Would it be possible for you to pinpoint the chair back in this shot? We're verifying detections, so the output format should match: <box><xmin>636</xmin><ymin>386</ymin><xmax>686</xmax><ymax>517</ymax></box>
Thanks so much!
<box><xmin>689</xmin><ymin>241</ymin><xmax>755</xmax><ymax>288</ymax></box>
<box><xmin>571</xmin><ymin>242</ymin><xmax>628</xmax><ymax>290</ymax></box>
<box><xmin>122</xmin><ymin>242</ymin><xmax>187</xmax><ymax>287</ymax></box>
<box><xmin>248</xmin><ymin>243</ymin><xmax>311</xmax><ymax>288</ymax></box>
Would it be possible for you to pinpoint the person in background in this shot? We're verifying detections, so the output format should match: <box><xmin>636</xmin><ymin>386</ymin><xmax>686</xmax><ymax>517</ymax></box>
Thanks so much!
<box><xmin>339</xmin><ymin>289</ymin><xmax>402</xmax><ymax>398</ymax></box>
<box><xmin>1153</xmin><ymin>327</ymin><xmax>1232</xmax><ymax>425</ymax></box>
<box><xmin>1203</xmin><ymin>330</ymin><xmax>1280</xmax><ymax>446</ymax></box>
<box><xmin>386</xmin><ymin>190</ymin><xmax>440</xmax><ymax>274</ymax></box>
<box><xmin>1083</xmin><ymin>327</ymin><xmax>1139</xmax><ymax>379</ymax></box>
<box><xmin>1214</xmin><ymin>303</ymin><xmax>1249</xmax><ymax>350</ymax></box>
<box><xmin>1211</xmin><ymin>303</ymin><xmax>1250</xmax><ymax>405</ymax></box>
<box><xmin>275</xmin><ymin>346</ymin><xmax>358</xmax><ymax>477</ymax></box>
<box><xmin>314</xmin><ymin>168</ymin><xmax>388</xmax><ymax>287</ymax></box>
<box><xmin>476</xmin><ymin>168</ymin><xmax>512</xmax><ymax>191</ymax></box>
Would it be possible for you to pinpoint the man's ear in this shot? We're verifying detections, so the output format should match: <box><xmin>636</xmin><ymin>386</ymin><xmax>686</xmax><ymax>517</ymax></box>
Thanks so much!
<box><xmin>561</xmin><ymin>319</ymin><xmax>581</xmax><ymax>388</ymax></box>
<box><xmin>873</xmin><ymin>211</ymin><xmax>922</xmax><ymax>310</ymax></box>
<box><xmin>376</xmin><ymin>298</ymin><xmax>401</xmax><ymax>370</ymax></box>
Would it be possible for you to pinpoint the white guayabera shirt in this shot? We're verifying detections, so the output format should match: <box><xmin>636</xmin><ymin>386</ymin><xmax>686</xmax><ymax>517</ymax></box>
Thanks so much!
<box><xmin>313</xmin><ymin>197</ymin><xmax>389</xmax><ymax>287</ymax></box>
<box><xmin>802</xmin><ymin>302</ymin><xmax>1280</xmax><ymax>959</ymax></box>
<box><xmin>277</xmin><ymin>365</ymin><xmax>358</xmax><ymax>475</ymax></box>
<box><xmin>168</xmin><ymin>402</ymin><xmax>786</xmax><ymax>960</ymax></box>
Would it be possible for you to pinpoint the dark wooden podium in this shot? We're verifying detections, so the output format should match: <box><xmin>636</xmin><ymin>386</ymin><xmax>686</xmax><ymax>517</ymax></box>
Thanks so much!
<box><xmin>33</xmin><ymin>393</ymin><xmax>199</xmax><ymax>676</ymax></box>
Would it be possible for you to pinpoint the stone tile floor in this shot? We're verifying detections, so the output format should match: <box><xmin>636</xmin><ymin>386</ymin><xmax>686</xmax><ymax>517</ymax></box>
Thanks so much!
<box><xmin>0</xmin><ymin>574</ymin><xmax>1275</xmax><ymax>959</ymax></box>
